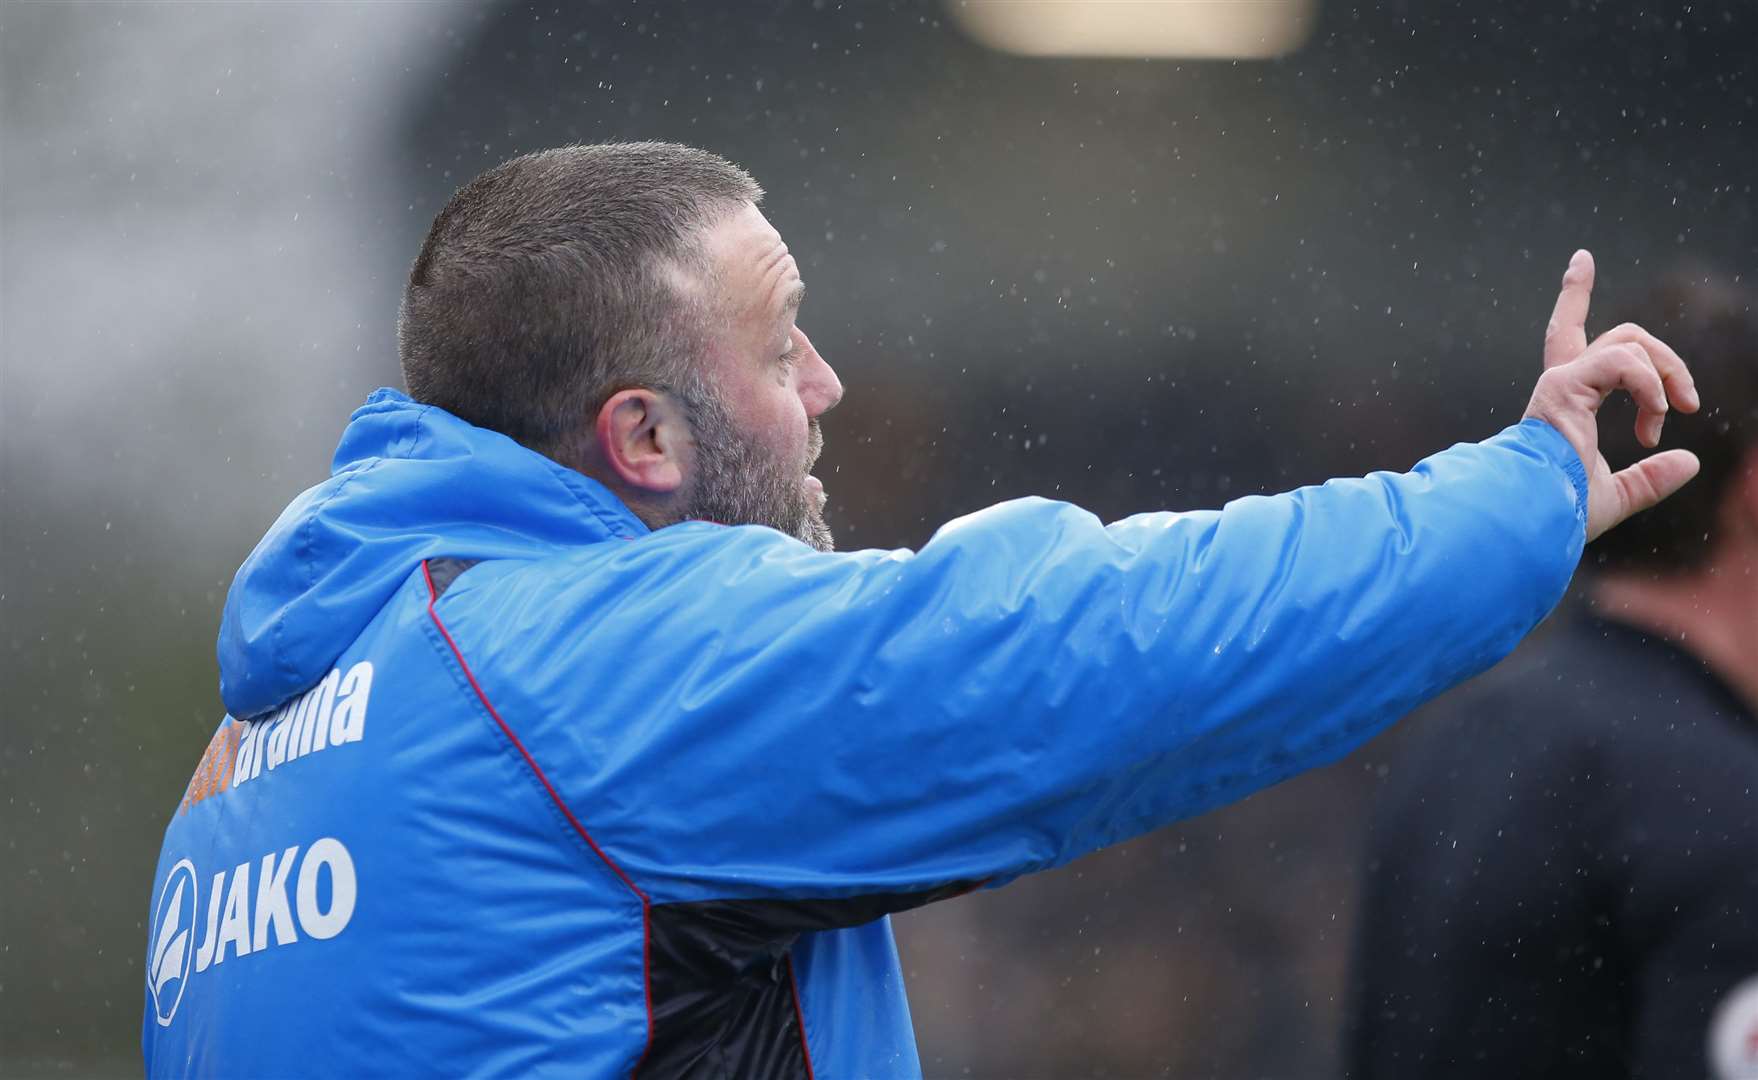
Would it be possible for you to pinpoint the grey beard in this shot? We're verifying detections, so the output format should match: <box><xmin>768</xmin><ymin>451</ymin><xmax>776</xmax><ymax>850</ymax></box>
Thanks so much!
<box><xmin>677</xmin><ymin>386</ymin><xmax>834</xmax><ymax>552</ymax></box>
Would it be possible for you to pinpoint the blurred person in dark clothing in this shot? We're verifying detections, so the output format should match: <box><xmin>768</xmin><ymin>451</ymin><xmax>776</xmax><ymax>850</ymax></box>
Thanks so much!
<box><xmin>1347</xmin><ymin>273</ymin><xmax>1758</xmax><ymax>1079</ymax></box>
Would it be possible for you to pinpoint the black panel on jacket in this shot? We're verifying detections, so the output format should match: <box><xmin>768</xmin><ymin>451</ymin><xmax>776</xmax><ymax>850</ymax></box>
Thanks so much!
<box><xmin>424</xmin><ymin>557</ymin><xmax>480</xmax><ymax>599</ymax></box>
<box><xmin>641</xmin><ymin>882</ymin><xmax>978</xmax><ymax>1079</ymax></box>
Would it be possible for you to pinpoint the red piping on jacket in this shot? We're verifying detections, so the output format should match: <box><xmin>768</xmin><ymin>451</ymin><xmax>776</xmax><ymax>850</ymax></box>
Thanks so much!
<box><xmin>786</xmin><ymin>952</ymin><xmax>817</xmax><ymax>1080</ymax></box>
<box><xmin>422</xmin><ymin>560</ymin><xmax>656</xmax><ymax>1078</ymax></box>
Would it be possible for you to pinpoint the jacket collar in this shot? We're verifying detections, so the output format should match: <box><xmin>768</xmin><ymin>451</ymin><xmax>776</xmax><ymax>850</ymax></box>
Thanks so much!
<box><xmin>217</xmin><ymin>388</ymin><xmax>649</xmax><ymax>717</ymax></box>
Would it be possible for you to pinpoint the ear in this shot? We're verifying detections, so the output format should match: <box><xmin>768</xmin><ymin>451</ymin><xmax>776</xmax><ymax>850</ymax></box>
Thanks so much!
<box><xmin>594</xmin><ymin>388</ymin><xmax>689</xmax><ymax>494</ymax></box>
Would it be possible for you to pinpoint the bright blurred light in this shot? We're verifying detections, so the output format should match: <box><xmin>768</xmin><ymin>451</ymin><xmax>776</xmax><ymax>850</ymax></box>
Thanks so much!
<box><xmin>946</xmin><ymin>0</ymin><xmax>1317</xmax><ymax>59</ymax></box>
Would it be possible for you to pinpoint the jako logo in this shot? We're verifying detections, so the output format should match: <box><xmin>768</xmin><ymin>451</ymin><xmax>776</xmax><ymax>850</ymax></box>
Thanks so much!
<box><xmin>148</xmin><ymin>859</ymin><xmax>198</xmax><ymax>1026</ymax></box>
<box><xmin>147</xmin><ymin>837</ymin><xmax>357</xmax><ymax>1026</ymax></box>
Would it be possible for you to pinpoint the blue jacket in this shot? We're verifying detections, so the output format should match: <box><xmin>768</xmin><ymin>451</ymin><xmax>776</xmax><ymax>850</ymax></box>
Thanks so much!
<box><xmin>144</xmin><ymin>388</ymin><xmax>1588</xmax><ymax>1078</ymax></box>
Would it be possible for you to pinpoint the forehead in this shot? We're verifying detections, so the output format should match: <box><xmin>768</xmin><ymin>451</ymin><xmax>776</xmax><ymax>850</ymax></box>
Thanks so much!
<box><xmin>697</xmin><ymin>202</ymin><xmax>801</xmax><ymax>320</ymax></box>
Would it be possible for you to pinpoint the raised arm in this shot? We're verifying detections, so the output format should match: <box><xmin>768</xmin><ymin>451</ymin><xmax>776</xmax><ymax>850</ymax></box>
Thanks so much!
<box><xmin>451</xmin><ymin>251</ymin><xmax>1698</xmax><ymax>908</ymax></box>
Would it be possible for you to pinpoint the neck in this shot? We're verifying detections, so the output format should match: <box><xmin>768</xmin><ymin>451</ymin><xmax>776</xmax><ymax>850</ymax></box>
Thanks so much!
<box><xmin>1589</xmin><ymin>556</ymin><xmax>1758</xmax><ymax>714</ymax></box>
<box><xmin>557</xmin><ymin>447</ymin><xmax>683</xmax><ymax>535</ymax></box>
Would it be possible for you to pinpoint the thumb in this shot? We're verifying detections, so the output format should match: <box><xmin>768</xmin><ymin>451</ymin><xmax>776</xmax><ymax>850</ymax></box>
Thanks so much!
<box><xmin>1594</xmin><ymin>449</ymin><xmax>1701</xmax><ymax>540</ymax></box>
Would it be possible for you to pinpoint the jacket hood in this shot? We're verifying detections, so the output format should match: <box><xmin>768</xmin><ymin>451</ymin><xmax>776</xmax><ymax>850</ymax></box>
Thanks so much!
<box><xmin>218</xmin><ymin>388</ymin><xmax>648</xmax><ymax>718</ymax></box>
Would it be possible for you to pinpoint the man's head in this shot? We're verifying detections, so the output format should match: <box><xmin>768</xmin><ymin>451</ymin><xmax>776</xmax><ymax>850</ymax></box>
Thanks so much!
<box><xmin>1590</xmin><ymin>271</ymin><xmax>1758</xmax><ymax>576</ymax></box>
<box><xmin>399</xmin><ymin>143</ymin><xmax>842</xmax><ymax>549</ymax></box>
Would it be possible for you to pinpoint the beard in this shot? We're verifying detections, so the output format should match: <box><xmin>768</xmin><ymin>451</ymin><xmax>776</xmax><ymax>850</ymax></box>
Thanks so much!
<box><xmin>676</xmin><ymin>385</ymin><xmax>834</xmax><ymax>552</ymax></box>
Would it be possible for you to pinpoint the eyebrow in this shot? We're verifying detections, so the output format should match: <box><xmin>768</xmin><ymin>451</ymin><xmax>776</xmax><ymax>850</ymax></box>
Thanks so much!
<box><xmin>781</xmin><ymin>281</ymin><xmax>806</xmax><ymax>318</ymax></box>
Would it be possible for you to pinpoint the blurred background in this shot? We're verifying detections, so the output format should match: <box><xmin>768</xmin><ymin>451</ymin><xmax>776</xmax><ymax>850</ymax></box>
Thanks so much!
<box><xmin>2</xmin><ymin>1</ymin><xmax>1752</xmax><ymax>1075</ymax></box>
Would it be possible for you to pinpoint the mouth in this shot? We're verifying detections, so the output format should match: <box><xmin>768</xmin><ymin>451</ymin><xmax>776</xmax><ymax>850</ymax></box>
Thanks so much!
<box><xmin>804</xmin><ymin>474</ymin><xmax>826</xmax><ymax>502</ymax></box>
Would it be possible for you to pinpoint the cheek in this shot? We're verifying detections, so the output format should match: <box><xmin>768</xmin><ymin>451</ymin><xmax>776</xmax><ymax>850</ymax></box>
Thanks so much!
<box><xmin>725</xmin><ymin>368</ymin><xmax>810</xmax><ymax>463</ymax></box>
<box><xmin>770</xmin><ymin>394</ymin><xmax>810</xmax><ymax>462</ymax></box>
<box><xmin>754</xmin><ymin>383</ymin><xmax>808</xmax><ymax>452</ymax></box>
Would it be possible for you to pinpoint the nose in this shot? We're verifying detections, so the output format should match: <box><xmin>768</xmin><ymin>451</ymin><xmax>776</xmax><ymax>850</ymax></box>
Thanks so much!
<box><xmin>796</xmin><ymin>330</ymin><xmax>843</xmax><ymax>417</ymax></box>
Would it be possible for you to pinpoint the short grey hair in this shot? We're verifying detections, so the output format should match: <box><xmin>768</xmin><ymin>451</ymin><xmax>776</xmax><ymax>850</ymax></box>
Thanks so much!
<box><xmin>398</xmin><ymin>142</ymin><xmax>763</xmax><ymax>463</ymax></box>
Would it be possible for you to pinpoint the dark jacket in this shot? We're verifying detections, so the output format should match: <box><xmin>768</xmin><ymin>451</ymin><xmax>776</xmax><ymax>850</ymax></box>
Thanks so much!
<box><xmin>1348</xmin><ymin>606</ymin><xmax>1758</xmax><ymax>1078</ymax></box>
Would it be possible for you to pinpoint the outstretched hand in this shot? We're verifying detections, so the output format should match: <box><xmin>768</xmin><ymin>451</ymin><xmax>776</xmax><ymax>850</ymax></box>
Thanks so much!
<box><xmin>1523</xmin><ymin>250</ymin><xmax>1701</xmax><ymax>541</ymax></box>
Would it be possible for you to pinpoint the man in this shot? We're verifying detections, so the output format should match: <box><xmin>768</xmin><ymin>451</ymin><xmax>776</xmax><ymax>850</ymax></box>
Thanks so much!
<box><xmin>144</xmin><ymin>142</ymin><xmax>1698</xmax><ymax>1078</ymax></box>
<box><xmin>1348</xmin><ymin>275</ymin><xmax>1758</xmax><ymax>1079</ymax></box>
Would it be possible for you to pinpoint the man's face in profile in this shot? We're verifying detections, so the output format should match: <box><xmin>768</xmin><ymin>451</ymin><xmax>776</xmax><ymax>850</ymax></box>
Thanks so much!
<box><xmin>676</xmin><ymin>202</ymin><xmax>843</xmax><ymax>550</ymax></box>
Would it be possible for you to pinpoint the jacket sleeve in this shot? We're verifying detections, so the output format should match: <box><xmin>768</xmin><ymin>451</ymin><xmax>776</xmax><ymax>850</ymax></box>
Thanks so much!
<box><xmin>475</xmin><ymin>418</ymin><xmax>1588</xmax><ymax>904</ymax></box>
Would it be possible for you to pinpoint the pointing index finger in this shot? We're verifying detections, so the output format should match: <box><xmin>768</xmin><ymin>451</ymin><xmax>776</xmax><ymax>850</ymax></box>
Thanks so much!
<box><xmin>1544</xmin><ymin>249</ymin><xmax>1594</xmax><ymax>369</ymax></box>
